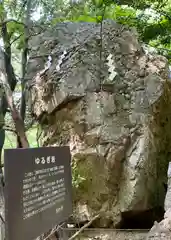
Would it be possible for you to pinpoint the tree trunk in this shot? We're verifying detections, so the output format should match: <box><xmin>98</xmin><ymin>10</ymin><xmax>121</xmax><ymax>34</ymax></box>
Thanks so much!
<box><xmin>0</xmin><ymin>18</ymin><xmax>17</xmax><ymax>155</ymax></box>
<box><xmin>0</xmin><ymin>71</ymin><xmax>29</xmax><ymax>148</ymax></box>
<box><xmin>0</xmin><ymin>2</ymin><xmax>29</xmax><ymax>239</ymax></box>
<box><xmin>18</xmin><ymin>0</ymin><xmax>32</xmax><ymax>148</ymax></box>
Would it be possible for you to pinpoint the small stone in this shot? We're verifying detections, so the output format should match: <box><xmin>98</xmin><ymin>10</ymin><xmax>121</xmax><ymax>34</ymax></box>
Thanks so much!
<box><xmin>125</xmin><ymin>94</ymin><xmax>130</xmax><ymax>100</ymax></box>
<box><xmin>123</xmin><ymin>103</ymin><xmax>129</xmax><ymax>110</ymax></box>
<box><xmin>139</xmin><ymin>68</ymin><xmax>145</xmax><ymax>77</ymax></box>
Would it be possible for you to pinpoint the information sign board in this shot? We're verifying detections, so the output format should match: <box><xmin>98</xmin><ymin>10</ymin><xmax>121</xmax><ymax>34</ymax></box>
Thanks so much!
<box><xmin>4</xmin><ymin>146</ymin><xmax>72</xmax><ymax>240</ymax></box>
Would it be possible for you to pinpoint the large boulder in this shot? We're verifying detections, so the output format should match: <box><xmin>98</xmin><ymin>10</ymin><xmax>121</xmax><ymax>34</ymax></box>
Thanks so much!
<box><xmin>26</xmin><ymin>21</ymin><xmax>171</xmax><ymax>227</ymax></box>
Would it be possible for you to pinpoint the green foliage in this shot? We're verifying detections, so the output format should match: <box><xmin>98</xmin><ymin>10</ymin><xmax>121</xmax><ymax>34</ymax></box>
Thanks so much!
<box><xmin>0</xmin><ymin>0</ymin><xmax>171</xmax><ymax>61</ymax></box>
<box><xmin>92</xmin><ymin>0</ymin><xmax>103</xmax><ymax>8</ymax></box>
<box><xmin>72</xmin><ymin>159</ymin><xmax>86</xmax><ymax>189</ymax></box>
<box><xmin>75</xmin><ymin>15</ymin><xmax>97</xmax><ymax>22</ymax></box>
<box><xmin>4</xmin><ymin>128</ymin><xmax>38</xmax><ymax>149</ymax></box>
<box><xmin>48</xmin><ymin>0</ymin><xmax>171</xmax><ymax>60</ymax></box>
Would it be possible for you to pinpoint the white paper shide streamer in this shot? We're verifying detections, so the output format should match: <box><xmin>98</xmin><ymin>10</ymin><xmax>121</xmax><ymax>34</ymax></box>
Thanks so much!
<box><xmin>106</xmin><ymin>54</ymin><xmax>117</xmax><ymax>81</ymax></box>
<box><xmin>56</xmin><ymin>50</ymin><xmax>67</xmax><ymax>71</ymax></box>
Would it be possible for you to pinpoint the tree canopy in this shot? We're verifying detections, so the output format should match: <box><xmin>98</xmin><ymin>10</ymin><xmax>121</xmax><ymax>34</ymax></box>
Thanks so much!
<box><xmin>27</xmin><ymin>0</ymin><xmax>171</xmax><ymax>59</ymax></box>
<box><xmin>1</xmin><ymin>0</ymin><xmax>171</xmax><ymax>60</ymax></box>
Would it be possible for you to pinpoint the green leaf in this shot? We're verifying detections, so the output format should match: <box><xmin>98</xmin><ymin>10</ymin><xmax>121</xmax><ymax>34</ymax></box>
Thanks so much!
<box><xmin>92</xmin><ymin>0</ymin><xmax>104</xmax><ymax>8</ymax></box>
<box><xmin>76</xmin><ymin>15</ymin><xmax>97</xmax><ymax>22</ymax></box>
<box><xmin>103</xmin><ymin>0</ymin><xmax>114</xmax><ymax>6</ymax></box>
<box><xmin>96</xmin><ymin>15</ymin><xmax>103</xmax><ymax>22</ymax></box>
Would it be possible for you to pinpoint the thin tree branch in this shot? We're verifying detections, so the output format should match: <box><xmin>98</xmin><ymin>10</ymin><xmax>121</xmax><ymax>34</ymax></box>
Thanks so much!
<box><xmin>17</xmin><ymin>0</ymin><xmax>28</xmax><ymax>21</ymax></box>
<box><xmin>0</xmin><ymin>19</ymin><xmax>25</xmax><ymax>27</ymax></box>
<box><xmin>42</xmin><ymin>222</ymin><xmax>66</xmax><ymax>240</ymax></box>
<box><xmin>68</xmin><ymin>214</ymin><xmax>100</xmax><ymax>240</ymax></box>
<box><xmin>4</xmin><ymin>126</ymin><xmax>16</xmax><ymax>133</ymax></box>
<box><xmin>10</xmin><ymin>28</ymin><xmax>44</xmax><ymax>45</ymax></box>
<box><xmin>10</xmin><ymin>33</ymin><xmax>23</xmax><ymax>45</ymax></box>
<box><xmin>0</xmin><ymin>213</ymin><xmax>5</xmax><ymax>224</ymax></box>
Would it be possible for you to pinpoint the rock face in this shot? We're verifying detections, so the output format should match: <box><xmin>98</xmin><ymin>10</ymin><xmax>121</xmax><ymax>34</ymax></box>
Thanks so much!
<box><xmin>146</xmin><ymin>208</ymin><xmax>171</xmax><ymax>239</ymax></box>
<box><xmin>164</xmin><ymin>162</ymin><xmax>171</xmax><ymax>211</ymax></box>
<box><xmin>146</xmin><ymin>164</ymin><xmax>171</xmax><ymax>239</ymax></box>
<box><xmin>27</xmin><ymin>21</ymin><xmax>171</xmax><ymax>227</ymax></box>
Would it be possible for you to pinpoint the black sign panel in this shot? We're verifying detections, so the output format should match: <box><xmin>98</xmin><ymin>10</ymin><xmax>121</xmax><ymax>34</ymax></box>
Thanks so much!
<box><xmin>4</xmin><ymin>146</ymin><xmax>72</xmax><ymax>240</ymax></box>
